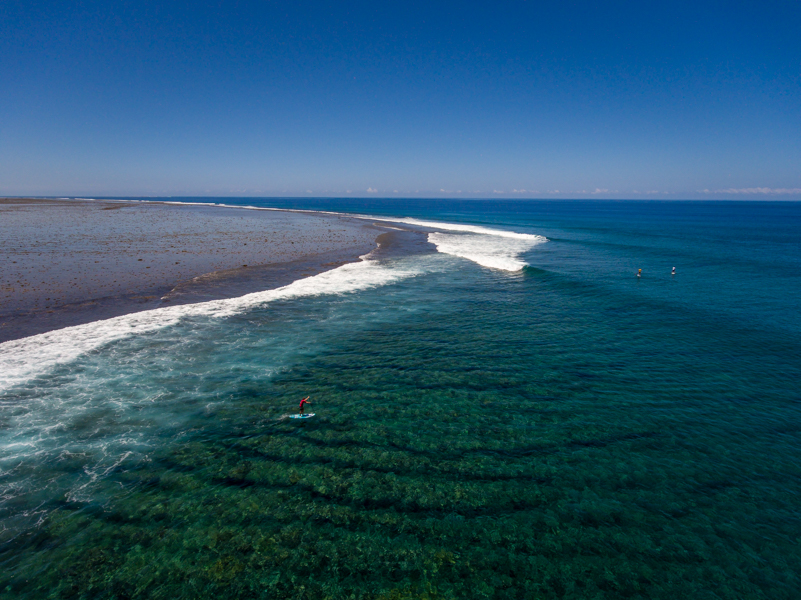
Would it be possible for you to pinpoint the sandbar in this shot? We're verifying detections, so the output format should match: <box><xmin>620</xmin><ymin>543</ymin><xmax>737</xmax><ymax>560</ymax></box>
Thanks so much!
<box><xmin>0</xmin><ymin>198</ymin><xmax>384</xmax><ymax>342</ymax></box>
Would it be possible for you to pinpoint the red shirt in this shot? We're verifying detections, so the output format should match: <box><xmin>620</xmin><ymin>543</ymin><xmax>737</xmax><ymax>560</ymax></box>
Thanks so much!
<box><xmin>299</xmin><ymin>399</ymin><xmax>309</xmax><ymax>408</ymax></box>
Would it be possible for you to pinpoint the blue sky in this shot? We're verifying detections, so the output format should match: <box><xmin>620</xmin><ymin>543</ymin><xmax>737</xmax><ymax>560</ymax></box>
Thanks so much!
<box><xmin>1</xmin><ymin>0</ymin><xmax>799</xmax><ymax>198</ymax></box>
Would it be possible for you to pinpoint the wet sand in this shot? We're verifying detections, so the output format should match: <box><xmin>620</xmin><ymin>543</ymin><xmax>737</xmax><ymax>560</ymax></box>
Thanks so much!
<box><xmin>0</xmin><ymin>198</ymin><xmax>384</xmax><ymax>342</ymax></box>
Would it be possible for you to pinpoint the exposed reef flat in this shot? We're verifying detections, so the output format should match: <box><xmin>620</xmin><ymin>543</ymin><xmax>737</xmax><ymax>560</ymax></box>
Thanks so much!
<box><xmin>0</xmin><ymin>198</ymin><xmax>383</xmax><ymax>342</ymax></box>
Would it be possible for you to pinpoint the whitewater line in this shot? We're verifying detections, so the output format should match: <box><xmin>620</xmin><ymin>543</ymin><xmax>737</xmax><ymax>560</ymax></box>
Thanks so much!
<box><xmin>0</xmin><ymin>256</ymin><xmax>421</xmax><ymax>393</ymax></box>
<box><xmin>351</xmin><ymin>215</ymin><xmax>548</xmax><ymax>271</ymax></box>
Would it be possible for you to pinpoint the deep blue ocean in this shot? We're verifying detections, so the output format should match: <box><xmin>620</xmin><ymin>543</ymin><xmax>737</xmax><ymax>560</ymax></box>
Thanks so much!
<box><xmin>1</xmin><ymin>199</ymin><xmax>800</xmax><ymax>599</ymax></box>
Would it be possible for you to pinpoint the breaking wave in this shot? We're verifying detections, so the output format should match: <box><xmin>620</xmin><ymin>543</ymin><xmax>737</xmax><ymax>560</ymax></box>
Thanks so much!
<box><xmin>357</xmin><ymin>216</ymin><xmax>548</xmax><ymax>271</ymax></box>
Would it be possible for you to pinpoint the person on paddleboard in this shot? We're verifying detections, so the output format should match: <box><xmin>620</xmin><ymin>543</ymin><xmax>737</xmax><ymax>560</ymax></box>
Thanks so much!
<box><xmin>299</xmin><ymin>396</ymin><xmax>311</xmax><ymax>415</ymax></box>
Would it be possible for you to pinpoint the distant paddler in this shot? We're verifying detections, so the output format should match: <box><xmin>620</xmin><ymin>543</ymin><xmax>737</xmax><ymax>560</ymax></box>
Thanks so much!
<box><xmin>299</xmin><ymin>396</ymin><xmax>311</xmax><ymax>415</ymax></box>
<box><xmin>637</xmin><ymin>268</ymin><xmax>642</xmax><ymax>278</ymax></box>
<box><xmin>672</xmin><ymin>266</ymin><xmax>676</xmax><ymax>275</ymax></box>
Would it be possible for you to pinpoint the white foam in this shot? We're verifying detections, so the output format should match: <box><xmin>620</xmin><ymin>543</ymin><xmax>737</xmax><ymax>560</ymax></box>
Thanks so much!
<box><xmin>354</xmin><ymin>215</ymin><xmax>548</xmax><ymax>271</ymax></box>
<box><xmin>0</xmin><ymin>257</ymin><xmax>420</xmax><ymax>393</ymax></box>
<box><xmin>426</xmin><ymin>232</ymin><xmax>528</xmax><ymax>271</ymax></box>
<box><xmin>382</xmin><ymin>217</ymin><xmax>543</xmax><ymax>240</ymax></box>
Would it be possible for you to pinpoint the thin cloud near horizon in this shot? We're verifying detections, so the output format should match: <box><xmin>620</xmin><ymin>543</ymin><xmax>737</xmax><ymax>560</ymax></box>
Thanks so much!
<box><xmin>702</xmin><ymin>188</ymin><xmax>801</xmax><ymax>195</ymax></box>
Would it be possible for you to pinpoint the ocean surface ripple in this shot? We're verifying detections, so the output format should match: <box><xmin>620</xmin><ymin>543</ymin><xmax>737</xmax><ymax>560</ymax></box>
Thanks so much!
<box><xmin>1</xmin><ymin>199</ymin><xmax>799</xmax><ymax>599</ymax></box>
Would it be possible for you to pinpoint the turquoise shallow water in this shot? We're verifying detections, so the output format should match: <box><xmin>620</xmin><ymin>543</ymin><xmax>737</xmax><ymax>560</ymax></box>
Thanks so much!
<box><xmin>1</xmin><ymin>200</ymin><xmax>800</xmax><ymax>599</ymax></box>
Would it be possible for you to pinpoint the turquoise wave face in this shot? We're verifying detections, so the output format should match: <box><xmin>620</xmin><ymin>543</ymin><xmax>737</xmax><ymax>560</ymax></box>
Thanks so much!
<box><xmin>2</xmin><ymin>201</ymin><xmax>800</xmax><ymax>599</ymax></box>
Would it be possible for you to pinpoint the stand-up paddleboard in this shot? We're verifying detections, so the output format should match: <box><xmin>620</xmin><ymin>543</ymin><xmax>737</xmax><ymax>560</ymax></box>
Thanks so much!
<box><xmin>290</xmin><ymin>413</ymin><xmax>315</xmax><ymax>419</ymax></box>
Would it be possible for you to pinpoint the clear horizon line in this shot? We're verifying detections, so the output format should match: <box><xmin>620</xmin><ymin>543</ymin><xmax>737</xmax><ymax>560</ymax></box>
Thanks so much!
<box><xmin>4</xmin><ymin>195</ymin><xmax>801</xmax><ymax>202</ymax></box>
